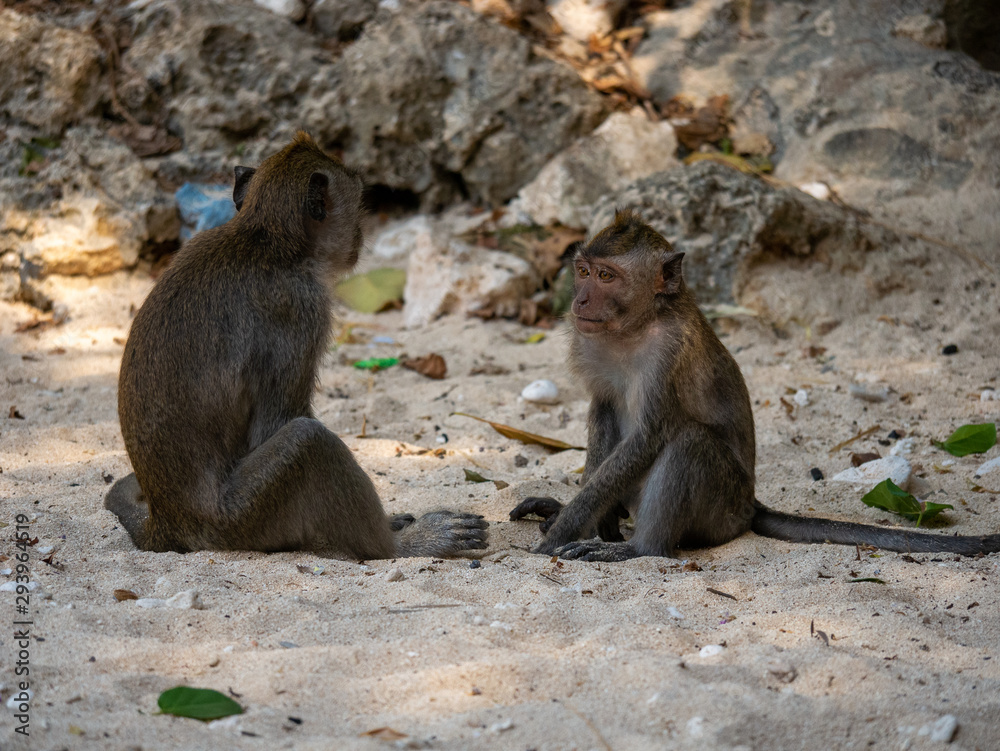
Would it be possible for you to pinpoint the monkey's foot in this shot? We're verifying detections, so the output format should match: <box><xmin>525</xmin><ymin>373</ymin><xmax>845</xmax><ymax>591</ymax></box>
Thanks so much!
<box><xmin>389</xmin><ymin>513</ymin><xmax>417</xmax><ymax>531</ymax></box>
<box><xmin>396</xmin><ymin>511</ymin><xmax>489</xmax><ymax>557</ymax></box>
<box><xmin>553</xmin><ymin>539</ymin><xmax>637</xmax><ymax>562</ymax></box>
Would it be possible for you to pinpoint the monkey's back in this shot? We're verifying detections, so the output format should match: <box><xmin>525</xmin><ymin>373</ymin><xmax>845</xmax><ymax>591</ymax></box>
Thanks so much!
<box><xmin>118</xmin><ymin>221</ymin><xmax>330</xmax><ymax>536</ymax></box>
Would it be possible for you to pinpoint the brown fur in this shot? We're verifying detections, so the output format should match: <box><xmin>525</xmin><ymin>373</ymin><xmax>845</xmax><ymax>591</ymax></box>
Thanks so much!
<box><xmin>105</xmin><ymin>133</ymin><xmax>487</xmax><ymax>559</ymax></box>
<box><xmin>510</xmin><ymin>210</ymin><xmax>1000</xmax><ymax>560</ymax></box>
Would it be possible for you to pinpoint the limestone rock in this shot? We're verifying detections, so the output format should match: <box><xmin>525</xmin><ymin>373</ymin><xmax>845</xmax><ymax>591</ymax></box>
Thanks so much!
<box><xmin>315</xmin><ymin>1</ymin><xmax>605</xmax><ymax>206</ymax></box>
<box><xmin>0</xmin><ymin>127</ymin><xmax>178</xmax><ymax>282</ymax></box>
<box><xmin>312</xmin><ymin>0</ymin><xmax>378</xmax><ymax>39</ymax></box>
<box><xmin>830</xmin><ymin>456</ymin><xmax>912</xmax><ymax>490</ymax></box>
<box><xmin>508</xmin><ymin>112</ymin><xmax>679</xmax><ymax>228</ymax></box>
<box><xmin>119</xmin><ymin>0</ymin><xmax>325</xmax><ymax>152</ymax></box>
<box><xmin>403</xmin><ymin>219</ymin><xmax>541</xmax><ymax>327</ymax></box>
<box><xmin>547</xmin><ymin>0</ymin><xmax>628</xmax><ymax>42</ymax></box>
<box><xmin>0</xmin><ymin>9</ymin><xmax>104</xmax><ymax>134</ymax></box>
<box><xmin>589</xmin><ymin>161</ymin><xmax>896</xmax><ymax>320</ymax></box>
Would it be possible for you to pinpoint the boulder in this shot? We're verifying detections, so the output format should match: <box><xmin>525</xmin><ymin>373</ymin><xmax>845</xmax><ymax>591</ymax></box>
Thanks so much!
<box><xmin>589</xmin><ymin>161</ymin><xmax>897</xmax><ymax>322</ymax></box>
<box><xmin>631</xmin><ymin>0</ymin><xmax>1000</xmax><ymax>262</ymax></box>
<box><xmin>402</xmin><ymin>219</ymin><xmax>541</xmax><ymax>327</ymax></box>
<box><xmin>508</xmin><ymin>111</ymin><xmax>679</xmax><ymax>228</ymax></box>
<box><xmin>0</xmin><ymin>9</ymin><xmax>104</xmax><ymax>134</ymax></box>
<box><xmin>0</xmin><ymin>126</ymin><xmax>178</xmax><ymax>284</ymax></box>
<box><xmin>312</xmin><ymin>1</ymin><xmax>605</xmax><ymax>206</ymax></box>
<box><xmin>119</xmin><ymin>0</ymin><xmax>326</xmax><ymax>152</ymax></box>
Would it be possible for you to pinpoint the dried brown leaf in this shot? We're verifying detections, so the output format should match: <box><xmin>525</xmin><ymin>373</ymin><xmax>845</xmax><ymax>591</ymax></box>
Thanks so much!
<box><xmin>402</xmin><ymin>353</ymin><xmax>447</xmax><ymax>380</ymax></box>
<box><xmin>114</xmin><ymin>589</ymin><xmax>139</xmax><ymax>602</ymax></box>
<box><xmin>452</xmin><ymin>413</ymin><xmax>584</xmax><ymax>451</ymax></box>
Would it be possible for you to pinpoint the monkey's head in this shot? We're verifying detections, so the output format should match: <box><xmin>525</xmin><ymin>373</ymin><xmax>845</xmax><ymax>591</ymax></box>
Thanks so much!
<box><xmin>570</xmin><ymin>209</ymin><xmax>685</xmax><ymax>337</ymax></box>
<box><xmin>232</xmin><ymin>132</ymin><xmax>365</xmax><ymax>273</ymax></box>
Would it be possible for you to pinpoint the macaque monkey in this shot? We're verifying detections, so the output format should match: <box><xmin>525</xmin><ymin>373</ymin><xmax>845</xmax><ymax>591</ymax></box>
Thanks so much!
<box><xmin>105</xmin><ymin>133</ymin><xmax>487</xmax><ymax>559</ymax></box>
<box><xmin>510</xmin><ymin>210</ymin><xmax>999</xmax><ymax>560</ymax></box>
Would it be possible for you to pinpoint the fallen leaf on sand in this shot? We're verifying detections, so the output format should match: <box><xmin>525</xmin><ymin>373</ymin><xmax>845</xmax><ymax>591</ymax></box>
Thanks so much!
<box><xmin>452</xmin><ymin>413</ymin><xmax>583</xmax><ymax>451</ymax></box>
<box><xmin>402</xmin><ymin>353</ymin><xmax>447</xmax><ymax>380</ymax></box>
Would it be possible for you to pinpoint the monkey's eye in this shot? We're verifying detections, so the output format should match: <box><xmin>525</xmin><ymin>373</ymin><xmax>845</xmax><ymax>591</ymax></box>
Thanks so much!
<box><xmin>577</xmin><ymin>266</ymin><xmax>589</xmax><ymax>278</ymax></box>
<box><xmin>597</xmin><ymin>269</ymin><xmax>614</xmax><ymax>281</ymax></box>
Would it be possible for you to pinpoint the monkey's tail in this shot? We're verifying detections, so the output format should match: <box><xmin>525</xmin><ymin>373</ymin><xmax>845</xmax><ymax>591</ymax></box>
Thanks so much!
<box><xmin>751</xmin><ymin>503</ymin><xmax>1000</xmax><ymax>556</ymax></box>
<box><xmin>104</xmin><ymin>473</ymin><xmax>150</xmax><ymax>548</ymax></box>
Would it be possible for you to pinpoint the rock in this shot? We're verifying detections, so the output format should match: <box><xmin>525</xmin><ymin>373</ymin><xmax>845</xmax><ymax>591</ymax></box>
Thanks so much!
<box><xmin>507</xmin><ymin>111</ymin><xmax>679</xmax><ymax>228</ymax></box>
<box><xmin>590</xmin><ymin>161</ymin><xmax>896</xmax><ymax>318</ymax></box>
<box><xmin>889</xmin><ymin>438</ymin><xmax>915</xmax><ymax>457</ymax></box>
<box><xmin>893</xmin><ymin>14</ymin><xmax>947</xmax><ymax>49</ymax></box>
<box><xmin>317</xmin><ymin>1</ymin><xmax>605</xmax><ymax>206</ymax></box>
<box><xmin>0</xmin><ymin>581</ymin><xmax>38</xmax><ymax>592</ymax></box>
<box><xmin>981</xmin><ymin>389</ymin><xmax>998</xmax><ymax>402</ymax></box>
<box><xmin>521</xmin><ymin>379</ymin><xmax>560</xmax><ymax>404</ymax></box>
<box><xmin>631</xmin><ymin>0</ymin><xmax>1000</xmax><ymax>262</ymax></box>
<box><xmin>793</xmin><ymin>389</ymin><xmax>809</xmax><ymax>407</ymax></box>
<box><xmin>166</xmin><ymin>589</ymin><xmax>205</xmax><ymax>609</ymax></box>
<box><xmin>312</xmin><ymin>0</ymin><xmax>378</xmax><ymax>39</ymax></box>
<box><xmin>0</xmin><ymin>9</ymin><xmax>104</xmax><ymax>134</ymax></box>
<box><xmin>119</xmin><ymin>0</ymin><xmax>324</xmax><ymax>152</ymax></box>
<box><xmin>830</xmin><ymin>456</ymin><xmax>912</xmax><ymax>490</ymax></box>
<box><xmin>0</xmin><ymin>127</ymin><xmax>179</xmax><ymax>280</ymax></box>
<box><xmin>698</xmin><ymin>644</ymin><xmax>724</xmax><ymax>658</ymax></box>
<box><xmin>976</xmin><ymin>456</ymin><xmax>1000</xmax><ymax>477</ymax></box>
<box><xmin>403</xmin><ymin>220</ymin><xmax>541</xmax><ymax>327</ymax></box>
<box><xmin>253</xmin><ymin>0</ymin><xmax>307</xmax><ymax>22</ymax></box>
<box><xmin>798</xmin><ymin>183</ymin><xmax>831</xmax><ymax>201</ymax></box>
<box><xmin>547</xmin><ymin>0</ymin><xmax>628</xmax><ymax>43</ymax></box>
<box><xmin>919</xmin><ymin>714</ymin><xmax>958</xmax><ymax>743</ymax></box>
<box><xmin>134</xmin><ymin>598</ymin><xmax>168</xmax><ymax>608</ymax></box>
<box><xmin>385</xmin><ymin>568</ymin><xmax>406</xmax><ymax>582</ymax></box>
<box><xmin>849</xmin><ymin>383</ymin><xmax>889</xmax><ymax>402</ymax></box>
<box><xmin>489</xmin><ymin>719</ymin><xmax>514</xmax><ymax>733</ymax></box>
<box><xmin>371</xmin><ymin>215</ymin><xmax>432</xmax><ymax>261</ymax></box>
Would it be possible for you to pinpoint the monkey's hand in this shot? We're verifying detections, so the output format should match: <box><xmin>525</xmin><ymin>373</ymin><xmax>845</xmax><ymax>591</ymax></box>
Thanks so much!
<box><xmin>395</xmin><ymin>510</ymin><xmax>489</xmax><ymax>557</ymax></box>
<box><xmin>553</xmin><ymin>539</ymin><xmax>637</xmax><ymax>562</ymax></box>
<box><xmin>509</xmin><ymin>496</ymin><xmax>563</xmax><ymax>534</ymax></box>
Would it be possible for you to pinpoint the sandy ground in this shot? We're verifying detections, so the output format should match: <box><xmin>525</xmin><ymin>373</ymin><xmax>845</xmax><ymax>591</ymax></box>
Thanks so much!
<box><xmin>1</xmin><ymin>241</ymin><xmax>999</xmax><ymax>751</ymax></box>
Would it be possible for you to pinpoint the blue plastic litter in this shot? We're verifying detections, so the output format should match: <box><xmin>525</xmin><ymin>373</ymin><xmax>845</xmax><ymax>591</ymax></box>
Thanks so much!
<box><xmin>175</xmin><ymin>183</ymin><xmax>236</xmax><ymax>241</ymax></box>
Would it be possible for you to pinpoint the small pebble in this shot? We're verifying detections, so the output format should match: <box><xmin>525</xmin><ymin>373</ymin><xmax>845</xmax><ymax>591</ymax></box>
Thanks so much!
<box><xmin>849</xmin><ymin>383</ymin><xmax>888</xmax><ymax>402</ymax></box>
<box><xmin>919</xmin><ymin>714</ymin><xmax>958</xmax><ymax>742</ymax></box>
<box><xmin>469</xmin><ymin>560</ymin><xmax>481</xmax><ymax>569</ymax></box>
<box><xmin>976</xmin><ymin>456</ymin><xmax>1000</xmax><ymax>477</ymax></box>
<box><xmin>798</xmin><ymin>182</ymin><xmax>830</xmax><ymax>201</ymax></box>
<box><xmin>809</xmin><ymin>467</ymin><xmax>824</xmax><ymax>481</ymax></box>
<box><xmin>889</xmin><ymin>438</ymin><xmax>915</xmax><ymax>457</ymax></box>
<box><xmin>699</xmin><ymin>644</ymin><xmax>725</xmax><ymax>658</ymax></box>
<box><xmin>385</xmin><ymin>568</ymin><xmax>406</xmax><ymax>582</ymax></box>
<box><xmin>166</xmin><ymin>590</ymin><xmax>204</xmax><ymax>609</ymax></box>
<box><xmin>830</xmin><ymin>456</ymin><xmax>911</xmax><ymax>490</ymax></box>
<box><xmin>35</xmin><ymin>545</ymin><xmax>54</xmax><ymax>555</ymax></box>
<box><xmin>0</xmin><ymin>581</ymin><xmax>38</xmax><ymax>592</ymax></box>
<box><xmin>6</xmin><ymin>689</ymin><xmax>33</xmax><ymax>708</ymax></box>
<box><xmin>793</xmin><ymin>389</ymin><xmax>809</xmax><ymax>407</ymax></box>
<box><xmin>981</xmin><ymin>389</ymin><xmax>998</xmax><ymax>402</ymax></box>
<box><xmin>887</xmin><ymin>429</ymin><xmax>903</xmax><ymax>439</ymax></box>
<box><xmin>514</xmin><ymin>455</ymin><xmax>528</xmax><ymax>468</ymax></box>
<box><xmin>489</xmin><ymin>719</ymin><xmax>514</xmax><ymax>733</ymax></box>
<box><xmin>941</xmin><ymin>344</ymin><xmax>958</xmax><ymax>356</ymax></box>
<box><xmin>279</xmin><ymin>641</ymin><xmax>299</xmax><ymax>649</ymax></box>
<box><xmin>521</xmin><ymin>379</ymin><xmax>560</xmax><ymax>404</ymax></box>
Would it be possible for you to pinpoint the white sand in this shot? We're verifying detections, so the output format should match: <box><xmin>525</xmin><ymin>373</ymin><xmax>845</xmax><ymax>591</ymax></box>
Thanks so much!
<box><xmin>1</xmin><ymin>244</ymin><xmax>998</xmax><ymax>750</ymax></box>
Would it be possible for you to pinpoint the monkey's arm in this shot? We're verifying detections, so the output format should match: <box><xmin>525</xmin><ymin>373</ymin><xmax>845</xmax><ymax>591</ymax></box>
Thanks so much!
<box><xmin>535</xmin><ymin>403</ymin><xmax>665</xmax><ymax>555</ymax></box>
<box><xmin>509</xmin><ymin>399</ymin><xmax>627</xmax><ymax>538</ymax></box>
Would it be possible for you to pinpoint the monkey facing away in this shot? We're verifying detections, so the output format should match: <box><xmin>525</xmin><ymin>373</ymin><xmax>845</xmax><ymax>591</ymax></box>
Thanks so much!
<box><xmin>509</xmin><ymin>210</ymin><xmax>1000</xmax><ymax>561</ymax></box>
<box><xmin>105</xmin><ymin>133</ymin><xmax>487</xmax><ymax>559</ymax></box>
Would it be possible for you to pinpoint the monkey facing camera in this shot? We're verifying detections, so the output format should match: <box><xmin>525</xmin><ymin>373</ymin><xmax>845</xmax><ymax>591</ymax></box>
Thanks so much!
<box><xmin>510</xmin><ymin>210</ymin><xmax>999</xmax><ymax>561</ymax></box>
<box><xmin>105</xmin><ymin>133</ymin><xmax>487</xmax><ymax>559</ymax></box>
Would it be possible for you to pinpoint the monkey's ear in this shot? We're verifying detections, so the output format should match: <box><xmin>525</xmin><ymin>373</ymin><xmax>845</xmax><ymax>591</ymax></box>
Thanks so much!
<box><xmin>658</xmin><ymin>251</ymin><xmax>685</xmax><ymax>295</ymax></box>
<box><xmin>306</xmin><ymin>172</ymin><xmax>329</xmax><ymax>222</ymax></box>
<box><xmin>233</xmin><ymin>166</ymin><xmax>256</xmax><ymax>211</ymax></box>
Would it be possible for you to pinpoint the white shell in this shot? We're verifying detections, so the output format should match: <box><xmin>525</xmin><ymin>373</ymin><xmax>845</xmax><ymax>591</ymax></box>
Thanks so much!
<box><xmin>521</xmin><ymin>379</ymin><xmax>560</xmax><ymax>404</ymax></box>
<box><xmin>830</xmin><ymin>456</ymin><xmax>912</xmax><ymax>490</ymax></box>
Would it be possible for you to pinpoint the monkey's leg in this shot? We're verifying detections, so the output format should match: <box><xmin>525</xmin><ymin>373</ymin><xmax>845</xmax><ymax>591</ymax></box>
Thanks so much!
<box><xmin>389</xmin><ymin>513</ymin><xmax>417</xmax><ymax>531</ymax></box>
<box><xmin>509</xmin><ymin>497</ymin><xmax>564</xmax><ymax>532</ymax></box>
<box><xmin>557</xmin><ymin>427</ymin><xmax>753</xmax><ymax>561</ymax></box>
<box><xmin>220</xmin><ymin>417</ymin><xmax>398</xmax><ymax>558</ymax></box>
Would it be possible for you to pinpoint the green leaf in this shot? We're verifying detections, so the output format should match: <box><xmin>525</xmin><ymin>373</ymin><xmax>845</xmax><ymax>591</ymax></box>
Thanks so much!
<box><xmin>157</xmin><ymin>687</ymin><xmax>242</xmax><ymax>722</ymax></box>
<box><xmin>848</xmin><ymin>578</ymin><xmax>886</xmax><ymax>584</ymax></box>
<box><xmin>335</xmin><ymin>268</ymin><xmax>406</xmax><ymax>313</ymax></box>
<box><xmin>861</xmin><ymin>479</ymin><xmax>953</xmax><ymax>527</ymax></box>
<box><xmin>353</xmin><ymin>357</ymin><xmax>399</xmax><ymax>371</ymax></box>
<box><xmin>463</xmin><ymin>469</ymin><xmax>490</xmax><ymax>483</ymax></box>
<box><xmin>933</xmin><ymin>423</ymin><xmax>997</xmax><ymax>457</ymax></box>
<box><xmin>524</xmin><ymin>332</ymin><xmax>546</xmax><ymax>344</ymax></box>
